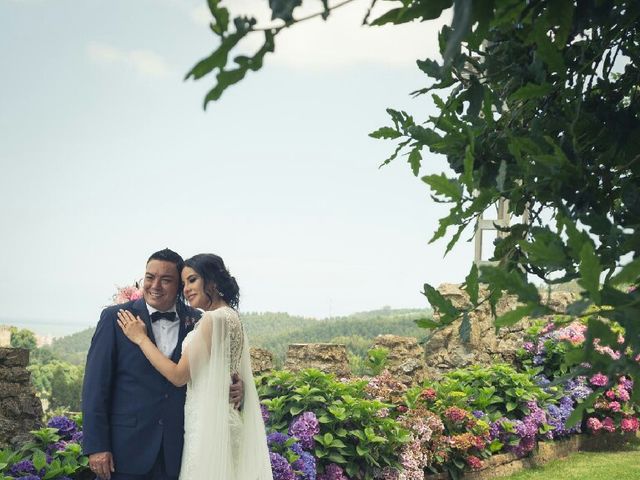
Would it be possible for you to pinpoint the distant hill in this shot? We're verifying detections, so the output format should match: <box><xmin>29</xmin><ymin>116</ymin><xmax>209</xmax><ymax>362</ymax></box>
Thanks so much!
<box><xmin>39</xmin><ymin>308</ymin><xmax>433</xmax><ymax>366</ymax></box>
<box><xmin>40</xmin><ymin>327</ymin><xmax>95</xmax><ymax>365</ymax></box>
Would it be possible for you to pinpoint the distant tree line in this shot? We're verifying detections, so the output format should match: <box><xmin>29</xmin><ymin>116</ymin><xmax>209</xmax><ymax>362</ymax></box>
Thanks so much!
<box><xmin>7</xmin><ymin>308</ymin><xmax>433</xmax><ymax>411</ymax></box>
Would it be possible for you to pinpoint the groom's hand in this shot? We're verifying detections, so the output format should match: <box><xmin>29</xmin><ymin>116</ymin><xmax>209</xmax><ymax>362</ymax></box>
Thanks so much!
<box><xmin>89</xmin><ymin>451</ymin><xmax>114</xmax><ymax>479</ymax></box>
<box><xmin>230</xmin><ymin>373</ymin><xmax>244</xmax><ymax>410</ymax></box>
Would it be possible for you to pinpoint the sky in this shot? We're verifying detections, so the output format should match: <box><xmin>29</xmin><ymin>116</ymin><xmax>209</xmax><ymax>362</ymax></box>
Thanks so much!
<box><xmin>0</xmin><ymin>0</ymin><xmax>480</xmax><ymax>335</ymax></box>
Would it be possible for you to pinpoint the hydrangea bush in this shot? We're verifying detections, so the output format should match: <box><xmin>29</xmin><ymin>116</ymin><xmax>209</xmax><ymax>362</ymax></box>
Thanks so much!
<box><xmin>257</xmin><ymin>369</ymin><xmax>410</xmax><ymax>480</ymax></box>
<box><xmin>0</xmin><ymin>415</ymin><xmax>88</xmax><ymax>480</ymax></box>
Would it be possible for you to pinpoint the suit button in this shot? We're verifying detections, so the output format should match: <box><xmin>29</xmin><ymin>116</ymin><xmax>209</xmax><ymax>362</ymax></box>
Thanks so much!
<box><xmin>164</xmin><ymin>393</ymin><xmax>169</xmax><ymax>399</ymax></box>
<box><xmin>158</xmin><ymin>419</ymin><xmax>163</xmax><ymax>425</ymax></box>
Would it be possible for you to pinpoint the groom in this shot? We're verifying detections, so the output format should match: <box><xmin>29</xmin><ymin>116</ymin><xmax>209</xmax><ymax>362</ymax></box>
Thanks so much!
<box><xmin>82</xmin><ymin>248</ymin><xmax>243</xmax><ymax>480</ymax></box>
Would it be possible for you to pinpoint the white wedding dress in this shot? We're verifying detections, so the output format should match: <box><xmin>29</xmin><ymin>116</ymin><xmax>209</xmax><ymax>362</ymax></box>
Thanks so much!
<box><xmin>180</xmin><ymin>306</ymin><xmax>273</xmax><ymax>480</ymax></box>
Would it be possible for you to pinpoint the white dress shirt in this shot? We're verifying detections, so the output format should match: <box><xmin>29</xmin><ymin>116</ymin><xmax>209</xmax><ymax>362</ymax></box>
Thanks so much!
<box><xmin>146</xmin><ymin>303</ymin><xmax>180</xmax><ymax>358</ymax></box>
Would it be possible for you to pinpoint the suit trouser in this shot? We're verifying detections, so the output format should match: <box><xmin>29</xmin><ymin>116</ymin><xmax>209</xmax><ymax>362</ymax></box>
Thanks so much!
<box><xmin>108</xmin><ymin>448</ymin><xmax>179</xmax><ymax>480</ymax></box>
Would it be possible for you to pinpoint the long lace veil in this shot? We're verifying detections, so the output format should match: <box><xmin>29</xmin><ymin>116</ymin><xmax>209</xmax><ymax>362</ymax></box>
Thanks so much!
<box><xmin>186</xmin><ymin>309</ymin><xmax>273</xmax><ymax>480</ymax></box>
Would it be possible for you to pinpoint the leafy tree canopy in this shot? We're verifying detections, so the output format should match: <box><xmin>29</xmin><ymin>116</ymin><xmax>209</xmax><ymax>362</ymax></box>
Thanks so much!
<box><xmin>10</xmin><ymin>327</ymin><xmax>37</xmax><ymax>350</ymax></box>
<box><xmin>189</xmin><ymin>0</ymin><xmax>640</xmax><ymax>399</ymax></box>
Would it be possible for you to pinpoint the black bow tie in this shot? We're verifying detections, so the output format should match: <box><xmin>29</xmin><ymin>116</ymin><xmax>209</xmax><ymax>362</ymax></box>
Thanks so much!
<box><xmin>150</xmin><ymin>311</ymin><xmax>177</xmax><ymax>323</ymax></box>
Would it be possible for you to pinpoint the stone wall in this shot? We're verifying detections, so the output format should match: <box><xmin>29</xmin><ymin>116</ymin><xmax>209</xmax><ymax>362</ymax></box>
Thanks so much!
<box><xmin>371</xmin><ymin>335</ymin><xmax>425</xmax><ymax>385</ymax></box>
<box><xmin>250</xmin><ymin>347</ymin><xmax>274</xmax><ymax>375</ymax></box>
<box><xmin>284</xmin><ymin>343</ymin><xmax>350</xmax><ymax>377</ymax></box>
<box><xmin>423</xmin><ymin>284</ymin><xmax>575</xmax><ymax>378</ymax></box>
<box><xmin>0</xmin><ymin>348</ymin><xmax>43</xmax><ymax>448</ymax></box>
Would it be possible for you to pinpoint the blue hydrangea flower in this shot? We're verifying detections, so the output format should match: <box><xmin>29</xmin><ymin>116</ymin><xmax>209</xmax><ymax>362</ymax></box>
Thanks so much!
<box><xmin>293</xmin><ymin>451</ymin><xmax>317</xmax><ymax>480</ymax></box>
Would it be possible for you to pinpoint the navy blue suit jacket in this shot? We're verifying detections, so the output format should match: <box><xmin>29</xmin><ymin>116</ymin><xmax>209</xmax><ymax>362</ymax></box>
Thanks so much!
<box><xmin>82</xmin><ymin>298</ymin><xmax>201</xmax><ymax>476</ymax></box>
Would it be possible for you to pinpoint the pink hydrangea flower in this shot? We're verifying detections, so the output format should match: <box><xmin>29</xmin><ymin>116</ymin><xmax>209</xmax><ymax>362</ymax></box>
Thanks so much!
<box><xmin>466</xmin><ymin>455</ymin><xmax>483</xmax><ymax>470</ymax></box>
<box><xmin>444</xmin><ymin>406</ymin><xmax>469</xmax><ymax>423</ymax></box>
<box><xmin>605</xmin><ymin>390</ymin><xmax>616</xmax><ymax>400</ymax></box>
<box><xmin>602</xmin><ymin>417</ymin><xmax>616</xmax><ymax>433</ymax></box>
<box><xmin>589</xmin><ymin>373</ymin><xmax>609</xmax><ymax>387</ymax></box>
<box><xmin>620</xmin><ymin>417</ymin><xmax>640</xmax><ymax>432</ymax></box>
<box><xmin>617</xmin><ymin>387</ymin><xmax>630</xmax><ymax>402</ymax></box>
<box><xmin>608</xmin><ymin>401</ymin><xmax>621</xmax><ymax>412</ymax></box>
<box><xmin>586</xmin><ymin>417</ymin><xmax>602</xmax><ymax>433</ymax></box>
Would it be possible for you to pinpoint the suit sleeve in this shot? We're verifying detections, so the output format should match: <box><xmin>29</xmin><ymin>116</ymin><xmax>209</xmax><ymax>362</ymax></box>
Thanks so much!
<box><xmin>81</xmin><ymin>308</ymin><xmax>116</xmax><ymax>455</ymax></box>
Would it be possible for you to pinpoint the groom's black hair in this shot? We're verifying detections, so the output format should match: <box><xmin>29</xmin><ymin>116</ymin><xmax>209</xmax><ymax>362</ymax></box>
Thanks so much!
<box><xmin>147</xmin><ymin>248</ymin><xmax>184</xmax><ymax>271</ymax></box>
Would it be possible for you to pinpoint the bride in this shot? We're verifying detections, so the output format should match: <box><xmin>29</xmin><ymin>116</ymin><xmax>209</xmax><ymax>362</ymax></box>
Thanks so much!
<box><xmin>117</xmin><ymin>253</ymin><xmax>273</xmax><ymax>480</ymax></box>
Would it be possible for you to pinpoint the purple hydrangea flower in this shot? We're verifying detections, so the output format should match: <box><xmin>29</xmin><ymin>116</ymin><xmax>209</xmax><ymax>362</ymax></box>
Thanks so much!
<box><xmin>16</xmin><ymin>476</ymin><xmax>41</xmax><ymax>480</ymax></box>
<box><xmin>270</xmin><ymin>452</ymin><xmax>296</xmax><ymax>480</ymax></box>
<box><xmin>70</xmin><ymin>431</ymin><xmax>84</xmax><ymax>443</ymax></box>
<box><xmin>47</xmin><ymin>440</ymin><xmax>68</xmax><ymax>454</ymax></box>
<box><xmin>318</xmin><ymin>463</ymin><xmax>349</xmax><ymax>480</ymax></box>
<box><xmin>9</xmin><ymin>459</ymin><xmax>37</xmax><ymax>477</ymax></box>
<box><xmin>261</xmin><ymin>404</ymin><xmax>270</xmax><ymax>424</ymax></box>
<box><xmin>267</xmin><ymin>432</ymin><xmax>291</xmax><ymax>446</ymax></box>
<box><xmin>47</xmin><ymin>416</ymin><xmax>78</xmax><ymax>438</ymax></box>
<box><xmin>289</xmin><ymin>412</ymin><xmax>320</xmax><ymax>451</ymax></box>
<box><xmin>472</xmin><ymin>410</ymin><xmax>485</xmax><ymax>419</ymax></box>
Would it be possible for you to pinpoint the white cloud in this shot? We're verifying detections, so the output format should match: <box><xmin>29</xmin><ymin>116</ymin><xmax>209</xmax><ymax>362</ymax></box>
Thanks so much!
<box><xmin>190</xmin><ymin>0</ymin><xmax>452</xmax><ymax>70</ymax></box>
<box><xmin>86</xmin><ymin>42</ymin><xmax>171</xmax><ymax>78</ymax></box>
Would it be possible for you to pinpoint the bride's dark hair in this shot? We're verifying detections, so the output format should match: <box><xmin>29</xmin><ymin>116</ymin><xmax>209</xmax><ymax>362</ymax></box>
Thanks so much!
<box><xmin>184</xmin><ymin>254</ymin><xmax>240</xmax><ymax>309</ymax></box>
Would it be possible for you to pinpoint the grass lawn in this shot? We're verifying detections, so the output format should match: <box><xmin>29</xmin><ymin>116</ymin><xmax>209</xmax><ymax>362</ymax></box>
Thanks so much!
<box><xmin>498</xmin><ymin>445</ymin><xmax>640</xmax><ymax>480</ymax></box>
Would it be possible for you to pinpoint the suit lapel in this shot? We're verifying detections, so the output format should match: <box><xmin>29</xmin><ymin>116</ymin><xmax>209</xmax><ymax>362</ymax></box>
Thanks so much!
<box><xmin>170</xmin><ymin>303</ymin><xmax>201</xmax><ymax>361</ymax></box>
<box><xmin>132</xmin><ymin>298</ymin><xmax>157</xmax><ymax>346</ymax></box>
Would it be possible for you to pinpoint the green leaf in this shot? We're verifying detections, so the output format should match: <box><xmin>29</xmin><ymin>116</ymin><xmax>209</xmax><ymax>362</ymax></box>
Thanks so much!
<box><xmin>611</xmin><ymin>258</ymin><xmax>640</xmax><ymax>286</ymax></box>
<box><xmin>421</xmin><ymin>174</ymin><xmax>462</xmax><ymax>201</ymax></box>
<box><xmin>408</xmin><ymin>125</ymin><xmax>443</xmax><ymax>147</ymax></box>
<box><xmin>186</xmin><ymin>27</ymin><xmax>250</xmax><ymax>81</ymax></box>
<box><xmin>269</xmin><ymin>0</ymin><xmax>302</xmax><ymax>22</ymax></box>
<box><xmin>407</xmin><ymin>148</ymin><xmax>422</xmax><ymax>176</ymax></box>
<box><xmin>578</xmin><ymin>243</ymin><xmax>602</xmax><ymax>305</ymax></box>
<box><xmin>417</xmin><ymin>58</ymin><xmax>442</xmax><ymax>79</ymax></box>
<box><xmin>480</xmin><ymin>266</ymin><xmax>540</xmax><ymax>304</ymax></box>
<box><xmin>202</xmin><ymin>29</ymin><xmax>274</xmax><ymax>107</ymax></box>
<box><xmin>509</xmin><ymin>83</ymin><xmax>553</xmax><ymax>102</ymax></box>
<box><xmin>369</xmin><ymin>127</ymin><xmax>401</xmax><ymax>140</ymax></box>
<box><xmin>289</xmin><ymin>405</ymin><xmax>304</xmax><ymax>416</ymax></box>
<box><xmin>415</xmin><ymin>317</ymin><xmax>441</xmax><ymax>329</ymax></box>
<box><xmin>33</xmin><ymin>450</ymin><xmax>47</xmax><ymax>470</ymax></box>
<box><xmin>208</xmin><ymin>2</ymin><xmax>230</xmax><ymax>36</ymax></box>
<box><xmin>464</xmin><ymin>263</ymin><xmax>479</xmax><ymax>305</ymax></box>
<box><xmin>495</xmin><ymin>304</ymin><xmax>537</xmax><ymax>329</ymax></box>
<box><xmin>422</xmin><ymin>283</ymin><xmax>459</xmax><ymax>320</ymax></box>
<box><xmin>327</xmin><ymin>453</ymin><xmax>347</xmax><ymax>464</ymax></box>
